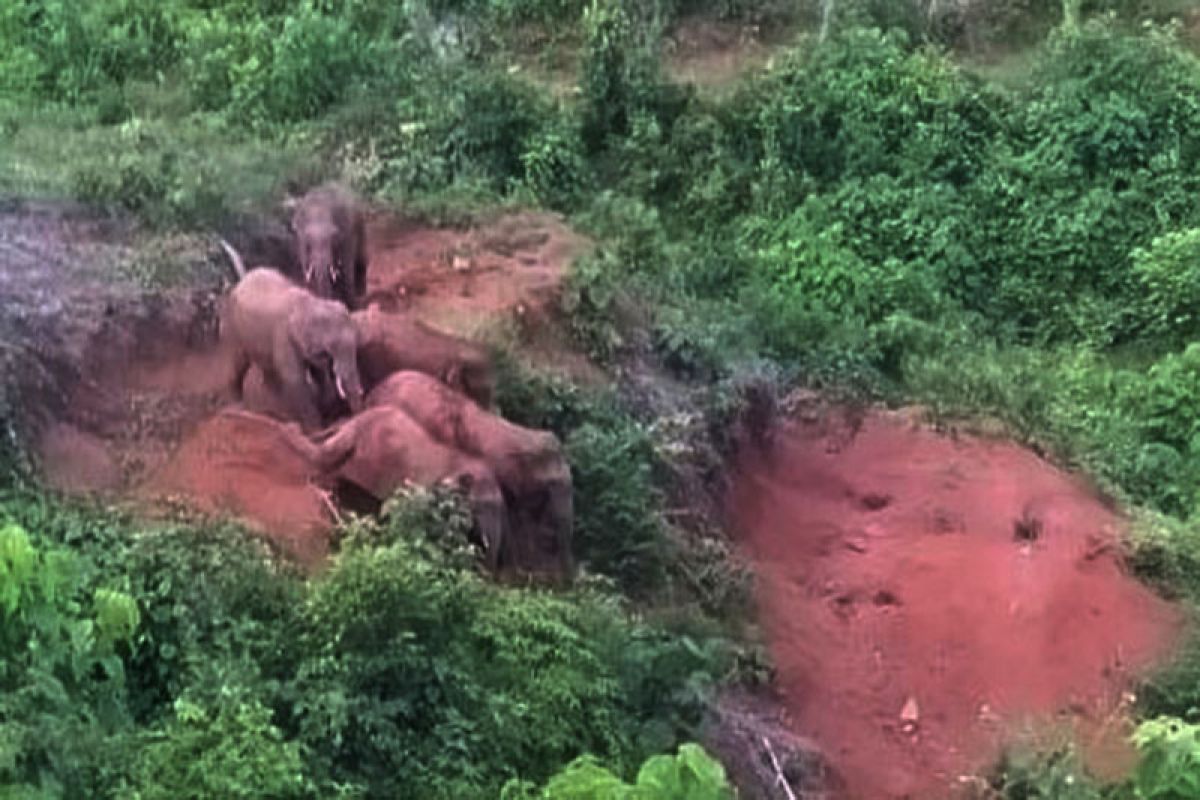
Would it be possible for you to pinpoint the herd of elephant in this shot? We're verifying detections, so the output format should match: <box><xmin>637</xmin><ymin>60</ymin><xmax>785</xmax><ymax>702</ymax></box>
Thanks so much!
<box><xmin>216</xmin><ymin>183</ymin><xmax>573</xmax><ymax>576</ymax></box>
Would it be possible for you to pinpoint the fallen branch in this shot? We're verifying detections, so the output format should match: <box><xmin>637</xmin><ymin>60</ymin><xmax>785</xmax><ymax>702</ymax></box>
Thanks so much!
<box><xmin>315</xmin><ymin>486</ymin><xmax>343</xmax><ymax>526</ymax></box>
<box><xmin>761</xmin><ymin>735</ymin><xmax>798</xmax><ymax>800</ymax></box>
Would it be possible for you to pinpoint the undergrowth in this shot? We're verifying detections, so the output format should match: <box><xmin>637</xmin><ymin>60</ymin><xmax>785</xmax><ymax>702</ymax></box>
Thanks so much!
<box><xmin>0</xmin><ymin>491</ymin><xmax>730</xmax><ymax>798</ymax></box>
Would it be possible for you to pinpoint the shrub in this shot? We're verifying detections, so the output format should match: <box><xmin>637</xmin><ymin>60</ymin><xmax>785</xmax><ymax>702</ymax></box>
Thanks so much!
<box><xmin>513</xmin><ymin>742</ymin><xmax>734</xmax><ymax>799</ymax></box>
<box><xmin>13</xmin><ymin>0</ymin><xmax>182</xmax><ymax>102</ymax></box>
<box><xmin>580</xmin><ymin>0</ymin><xmax>666</xmax><ymax>150</ymax></box>
<box><xmin>520</xmin><ymin>117</ymin><xmax>593</xmax><ymax>210</ymax></box>
<box><xmin>72</xmin><ymin>138</ymin><xmax>228</xmax><ymax>229</ymax></box>
<box><xmin>1130</xmin><ymin>229</ymin><xmax>1200</xmax><ymax>348</ymax></box>
<box><xmin>127</xmin><ymin>694</ymin><xmax>311</xmax><ymax>800</ymax></box>
<box><xmin>1132</xmin><ymin>717</ymin><xmax>1200</xmax><ymax>799</ymax></box>
<box><xmin>972</xmin><ymin>20</ymin><xmax>1200</xmax><ymax>342</ymax></box>
<box><xmin>0</xmin><ymin>522</ymin><xmax>140</xmax><ymax>796</ymax></box>
<box><xmin>561</xmin><ymin>249</ymin><xmax>630</xmax><ymax>363</ymax></box>
<box><xmin>290</xmin><ymin>529</ymin><xmax>703</xmax><ymax>797</ymax></box>
<box><xmin>566</xmin><ymin>421</ymin><xmax>670</xmax><ymax>596</ymax></box>
<box><xmin>363</xmin><ymin>56</ymin><xmax>553</xmax><ymax>202</ymax></box>
<box><xmin>988</xmin><ymin>746</ymin><xmax>1105</xmax><ymax>799</ymax></box>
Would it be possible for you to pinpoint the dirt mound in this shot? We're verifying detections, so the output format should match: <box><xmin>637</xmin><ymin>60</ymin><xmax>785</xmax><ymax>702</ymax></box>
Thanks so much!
<box><xmin>729</xmin><ymin>407</ymin><xmax>1184</xmax><ymax>799</ymax></box>
<box><xmin>143</xmin><ymin>410</ymin><xmax>336</xmax><ymax>565</ymax></box>
<box><xmin>364</xmin><ymin>211</ymin><xmax>587</xmax><ymax>333</ymax></box>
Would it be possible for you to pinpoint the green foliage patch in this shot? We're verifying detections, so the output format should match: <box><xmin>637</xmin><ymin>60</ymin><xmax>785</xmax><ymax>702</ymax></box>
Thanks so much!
<box><xmin>0</xmin><ymin>490</ymin><xmax>726</xmax><ymax>799</ymax></box>
<box><xmin>512</xmin><ymin>742</ymin><xmax>735</xmax><ymax>799</ymax></box>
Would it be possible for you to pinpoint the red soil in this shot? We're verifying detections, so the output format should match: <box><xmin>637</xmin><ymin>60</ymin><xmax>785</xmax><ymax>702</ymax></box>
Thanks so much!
<box><xmin>143</xmin><ymin>410</ymin><xmax>336</xmax><ymax>566</ymax></box>
<box><xmin>729</xmin><ymin>408</ymin><xmax>1184</xmax><ymax>799</ymax></box>
<box><xmin>363</xmin><ymin>211</ymin><xmax>587</xmax><ymax>333</ymax></box>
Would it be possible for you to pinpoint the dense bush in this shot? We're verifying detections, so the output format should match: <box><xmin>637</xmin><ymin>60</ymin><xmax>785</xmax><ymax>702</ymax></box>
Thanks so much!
<box><xmin>567</xmin><ymin>421</ymin><xmax>670</xmax><ymax>596</ymax></box>
<box><xmin>1131</xmin><ymin>717</ymin><xmax>1200</xmax><ymax>799</ymax></box>
<box><xmin>127</xmin><ymin>694</ymin><xmax>310</xmax><ymax>800</ymax></box>
<box><xmin>0</xmin><ymin>522</ymin><xmax>140</xmax><ymax>797</ymax></box>
<box><xmin>0</xmin><ymin>490</ymin><xmax>723</xmax><ymax>799</ymax></box>
<box><xmin>1130</xmin><ymin>229</ymin><xmax>1200</xmax><ymax>349</ymax></box>
<box><xmin>510</xmin><ymin>742</ymin><xmax>735</xmax><ymax>799</ymax></box>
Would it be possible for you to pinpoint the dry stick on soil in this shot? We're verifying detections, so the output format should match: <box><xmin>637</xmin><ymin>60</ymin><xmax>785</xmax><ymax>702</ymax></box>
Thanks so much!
<box><xmin>761</xmin><ymin>736</ymin><xmax>798</xmax><ymax>800</ymax></box>
<box><xmin>315</xmin><ymin>485</ymin><xmax>343</xmax><ymax>526</ymax></box>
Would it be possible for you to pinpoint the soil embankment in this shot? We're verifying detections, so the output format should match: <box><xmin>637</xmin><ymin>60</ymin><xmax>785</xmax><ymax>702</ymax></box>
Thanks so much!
<box><xmin>729</xmin><ymin>405</ymin><xmax>1184</xmax><ymax>799</ymax></box>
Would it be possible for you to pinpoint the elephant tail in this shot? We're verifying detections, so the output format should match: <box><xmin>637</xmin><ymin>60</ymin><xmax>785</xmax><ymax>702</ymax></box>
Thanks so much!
<box><xmin>217</xmin><ymin>237</ymin><xmax>246</xmax><ymax>280</ymax></box>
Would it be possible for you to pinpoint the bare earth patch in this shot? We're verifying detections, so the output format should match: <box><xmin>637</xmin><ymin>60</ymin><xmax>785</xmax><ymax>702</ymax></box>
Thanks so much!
<box><xmin>729</xmin><ymin>403</ymin><xmax>1184</xmax><ymax>798</ymax></box>
<box><xmin>664</xmin><ymin>15</ymin><xmax>796</xmax><ymax>92</ymax></box>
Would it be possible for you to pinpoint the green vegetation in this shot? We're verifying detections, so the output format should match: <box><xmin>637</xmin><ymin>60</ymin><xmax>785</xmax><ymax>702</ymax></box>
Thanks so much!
<box><xmin>6</xmin><ymin>0</ymin><xmax>1200</xmax><ymax>796</ymax></box>
<box><xmin>510</xmin><ymin>743</ymin><xmax>734</xmax><ymax>799</ymax></box>
<box><xmin>0</xmin><ymin>492</ymin><xmax>728</xmax><ymax>797</ymax></box>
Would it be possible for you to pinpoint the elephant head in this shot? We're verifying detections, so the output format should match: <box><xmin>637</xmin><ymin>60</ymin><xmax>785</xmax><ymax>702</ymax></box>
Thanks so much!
<box><xmin>290</xmin><ymin>303</ymin><xmax>364</xmax><ymax>420</ymax></box>
<box><xmin>287</xmin><ymin>184</ymin><xmax>364</xmax><ymax>308</ymax></box>
<box><xmin>294</xmin><ymin>219</ymin><xmax>345</xmax><ymax>301</ymax></box>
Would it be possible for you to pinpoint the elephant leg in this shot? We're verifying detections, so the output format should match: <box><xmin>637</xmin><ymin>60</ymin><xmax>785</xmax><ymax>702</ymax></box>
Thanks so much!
<box><xmin>546</xmin><ymin>482</ymin><xmax>575</xmax><ymax>578</ymax></box>
<box><xmin>472</xmin><ymin>488</ymin><xmax>506</xmax><ymax>572</ymax></box>
<box><xmin>353</xmin><ymin>250</ymin><xmax>368</xmax><ymax>308</ymax></box>
<box><xmin>228</xmin><ymin>348</ymin><xmax>251</xmax><ymax>401</ymax></box>
<box><xmin>274</xmin><ymin>340</ymin><xmax>323</xmax><ymax>432</ymax></box>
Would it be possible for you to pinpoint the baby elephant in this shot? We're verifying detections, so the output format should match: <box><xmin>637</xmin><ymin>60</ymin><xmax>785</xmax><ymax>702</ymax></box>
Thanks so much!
<box><xmin>224</xmin><ymin>268</ymin><xmax>365</xmax><ymax>432</ymax></box>
<box><xmin>366</xmin><ymin>371</ymin><xmax>573</xmax><ymax>577</ymax></box>
<box><xmin>288</xmin><ymin>183</ymin><xmax>368</xmax><ymax>310</ymax></box>
<box><xmin>353</xmin><ymin>307</ymin><xmax>496</xmax><ymax>407</ymax></box>
<box><xmin>316</xmin><ymin>406</ymin><xmax>507</xmax><ymax>570</ymax></box>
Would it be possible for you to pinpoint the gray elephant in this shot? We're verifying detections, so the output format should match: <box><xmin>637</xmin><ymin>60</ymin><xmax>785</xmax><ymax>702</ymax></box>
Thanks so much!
<box><xmin>286</xmin><ymin>183</ymin><xmax>368</xmax><ymax>310</ymax></box>
<box><xmin>223</xmin><ymin>267</ymin><xmax>364</xmax><ymax>432</ymax></box>
<box><xmin>314</xmin><ymin>406</ymin><xmax>508</xmax><ymax>570</ymax></box>
<box><xmin>366</xmin><ymin>370</ymin><xmax>574</xmax><ymax>578</ymax></box>
<box><xmin>353</xmin><ymin>306</ymin><xmax>496</xmax><ymax>407</ymax></box>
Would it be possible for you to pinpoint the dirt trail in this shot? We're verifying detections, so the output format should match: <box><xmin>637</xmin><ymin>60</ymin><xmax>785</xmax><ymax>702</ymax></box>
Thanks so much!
<box><xmin>729</xmin><ymin>406</ymin><xmax>1183</xmax><ymax>799</ymax></box>
<box><xmin>15</xmin><ymin>205</ymin><xmax>585</xmax><ymax>562</ymax></box>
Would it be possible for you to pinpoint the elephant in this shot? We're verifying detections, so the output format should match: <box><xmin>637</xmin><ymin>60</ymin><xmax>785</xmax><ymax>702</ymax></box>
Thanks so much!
<box><xmin>286</xmin><ymin>183</ymin><xmax>368</xmax><ymax>310</ymax></box>
<box><xmin>315</xmin><ymin>406</ymin><xmax>507</xmax><ymax>570</ymax></box>
<box><xmin>222</xmin><ymin>267</ymin><xmax>364</xmax><ymax>432</ymax></box>
<box><xmin>365</xmin><ymin>370</ymin><xmax>573</xmax><ymax>577</ymax></box>
<box><xmin>353</xmin><ymin>306</ymin><xmax>496</xmax><ymax>408</ymax></box>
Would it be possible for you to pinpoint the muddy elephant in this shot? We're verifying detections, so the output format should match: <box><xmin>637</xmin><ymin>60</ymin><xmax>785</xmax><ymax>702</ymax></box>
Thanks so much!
<box><xmin>286</xmin><ymin>183</ymin><xmax>368</xmax><ymax>310</ymax></box>
<box><xmin>223</xmin><ymin>268</ymin><xmax>364</xmax><ymax>432</ymax></box>
<box><xmin>315</xmin><ymin>406</ymin><xmax>507</xmax><ymax>570</ymax></box>
<box><xmin>365</xmin><ymin>370</ymin><xmax>573</xmax><ymax>577</ymax></box>
<box><xmin>353</xmin><ymin>307</ymin><xmax>496</xmax><ymax>408</ymax></box>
